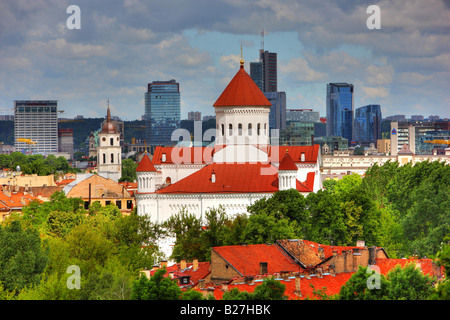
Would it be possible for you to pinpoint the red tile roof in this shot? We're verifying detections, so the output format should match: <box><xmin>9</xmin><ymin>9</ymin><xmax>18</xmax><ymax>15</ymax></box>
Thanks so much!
<box><xmin>209</xmin><ymin>272</ymin><xmax>354</xmax><ymax>300</ymax></box>
<box><xmin>213</xmin><ymin>66</ymin><xmax>272</xmax><ymax>107</ymax></box>
<box><xmin>278</xmin><ymin>151</ymin><xmax>298</xmax><ymax>171</ymax></box>
<box><xmin>155</xmin><ymin>163</ymin><xmax>315</xmax><ymax>194</ymax></box>
<box><xmin>136</xmin><ymin>153</ymin><xmax>156</xmax><ymax>172</ymax></box>
<box><xmin>213</xmin><ymin>244</ymin><xmax>301</xmax><ymax>276</ymax></box>
<box><xmin>375</xmin><ymin>258</ymin><xmax>441</xmax><ymax>278</ymax></box>
<box><xmin>149</xmin><ymin>262</ymin><xmax>211</xmax><ymax>287</ymax></box>
<box><xmin>152</xmin><ymin>146</ymin><xmax>214</xmax><ymax>165</ymax></box>
<box><xmin>268</xmin><ymin>145</ymin><xmax>320</xmax><ymax>164</ymax></box>
<box><xmin>0</xmin><ymin>191</ymin><xmax>42</xmax><ymax>210</ymax></box>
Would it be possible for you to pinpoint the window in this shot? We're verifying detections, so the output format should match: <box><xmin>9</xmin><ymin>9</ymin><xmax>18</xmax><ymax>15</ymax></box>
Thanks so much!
<box><xmin>238</xmin><ymin>123</ymin><xmax>242</xmax><ymax>136</ymax></box>
<box><xmin>264</xmin><ymin>123</ymin><xmax>267</xmax><ymax>135</ymax></box>
<box><xmin>259</xmin><ymin>262</ymin><xmax>268</xmax><ymax>274</ymax></box>
<box><xmin>257</xmin><ymin>123</ymin><xmax>261</xmax><ymax>135</ymax></box>
<box><xmin>221</xmin><ymin>124</ymin><xmax>224</xmax><ymax>136</ymax></box>
<box><xmin>103</xmin><ymin>153</ymin><xmax>106</xmax><ymax>164</ymax></box>
<box><xmin>126</xmin><ymin>200</ymin><xmax>133</xmax><ymax>209</ymax></box>
<box><xmin>110</xmin><ymin>138</ymin><xmax>114</xmax><ymax>146</ymax></box>
<box><xmin>111</xmin><ymin>153</ymin><xmax>114</xmax><ymax>163</ymax></box>
<box><xmin>229</xmin><ymin>124</ymin><xmax>233</xmax><ymax>136</ymax></box>
<box><xmin>116</xmin><ymin>200</ymin><xmax>122</xmax><ymax>209</ymax></box>
<box><xmin>248</xmin><ymin>123</ymin><xmax>252</xmax><ymax>135</ymax></box>
<box><xmin>105</xmin><ymin>200</ymin><xmax>111</xmax><ymax>206</ymax></box>
<box><xmin>84</xmin><ymin>201</ymin><xmax>90</xmax><ymax>210</ymax></box>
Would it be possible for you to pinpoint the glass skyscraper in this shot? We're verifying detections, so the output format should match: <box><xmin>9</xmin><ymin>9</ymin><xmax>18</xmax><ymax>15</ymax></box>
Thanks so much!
<box><xmin>145</xmin><ymin>80</ymin><xmax>180</xmax><ymax>150</ymax></box>
<box><xmin>353</xmin><ymin>105</ymin><xmax>382</xmax><ymax>145</ymax></box>
<box><xmin>326</xmin><ymin>83</ymin><xmax>354</xmax><ymax>144</ymax></box>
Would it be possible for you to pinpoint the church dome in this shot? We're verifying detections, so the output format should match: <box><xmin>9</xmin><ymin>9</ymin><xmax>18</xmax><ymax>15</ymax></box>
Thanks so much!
<box><xmin>101</xmin><ymin>107</ymin><xmax>117</xmax><ymax>134</ymax></box>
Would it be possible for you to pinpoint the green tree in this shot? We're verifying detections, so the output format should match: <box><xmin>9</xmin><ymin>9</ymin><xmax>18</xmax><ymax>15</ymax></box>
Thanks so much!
<box><xmin>131</xmin><ymin>268</ymin><xmax>181</xmax><ymax>300</ymax></box>
<box><xmin>386</xmin><ymin>263</ymin><xmax>434</xmax><ymax>300</ymax></box>
<box><xmin>0</xmin><ymin>221</ymin><xmax>48</xmax><ymax>294</ymax></box>
<box><xmin>222</xmin><ymin>277</ymin><xmax>287</xmax><ymax>300</ymax></box>
<box><xmin>120</xmin><ymin>158</ymin><xmax>138</xmax><ymax>182</ymax></box>
<box><xmin>182</xmin><ymin>289</ymin><xmax>205</xmax><ymax>300</ymax></box>
<box><xmin>337</xmin><ymin>266</ymin><xmax>390</xmax><ymax>300</ymax></box>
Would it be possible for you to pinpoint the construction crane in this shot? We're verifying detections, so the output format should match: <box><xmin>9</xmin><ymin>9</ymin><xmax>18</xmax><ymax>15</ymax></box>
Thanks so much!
<box><xmin>16</xmin><ymin>138</ymin><xmax>37</xmax><ymax>154</ymax></box>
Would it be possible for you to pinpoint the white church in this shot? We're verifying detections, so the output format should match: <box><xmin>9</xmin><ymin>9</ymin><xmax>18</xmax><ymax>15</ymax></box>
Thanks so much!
<box><xmin>135</xmin><ymin>58</ymin><xmax>322</xmax><ymax>236</ymax></box>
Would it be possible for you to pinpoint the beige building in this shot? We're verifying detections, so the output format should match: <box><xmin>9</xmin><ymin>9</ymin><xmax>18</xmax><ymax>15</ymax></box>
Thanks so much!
<box><xmin>377</xmin><ymin>139</ymin><xmax>390</xmax><ymax>154</ymax></box>
<box><xmin>321</xmin><ymin>144</ymin><xmax>450</xmax><ymax>178</ymax></box>
<box><xmin>64</xmin><ymin>174</ymin><xmax>135</xmax><ymax>214</ymax></box>
<box><xmin>0</xmin><ymin>173</ymin><xmax>56</xmax><ymax>188</ymax></box>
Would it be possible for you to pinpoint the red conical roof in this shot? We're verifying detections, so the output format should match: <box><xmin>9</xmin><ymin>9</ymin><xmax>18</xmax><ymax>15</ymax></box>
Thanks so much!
<box><xmin>213</xmin><ymin>65</ymin><xmax>272</xmax><ymax>107</ymax></box>
<box><xmin>136</xmin><ymin>153</ymin><xmax>156</xmax><ymax>172</ymax></box>
<box><xmin>278</xmin><ymin>151</ymin><xmax>298</xmax><ymax>171</ymax></box>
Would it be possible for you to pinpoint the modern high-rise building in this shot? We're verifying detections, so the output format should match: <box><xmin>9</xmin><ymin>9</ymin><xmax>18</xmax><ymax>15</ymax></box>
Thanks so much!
<box><xmin>353</xmin><ymin>105</ymin><xmax>382</xmax><ymax>145</ymax></box>
<box><xmin>250</xmin><ymin>50</ymin><xmax>277</xmax><ymax>93</ymax></box>
<box><xmin>188</xmin><ymin>111</ymin><xmax>201</xmax><ymax>121</ymax></box>
<box><xmin>144</xmin><ymin>80</ymin><xmax>181</xmax><ymax>150</ymax></box>
<box><xmin>14</xmin><ymin>100</ymin><xmax>58</xmax><ymax>154</ymax></box>
<box><xmin>58</xmin><ymin>128</ymin><xmax>74</xmax><ymax>159</ymax></box>
<box><xmin>326</xmin><ymin>83</ymin><xmax>354</xmax><ymax>144</ymax></box>
<box><xmin>265</xmin><ymin>91</ymin><xmax>286</xmax><ymax>132</ymax></box>
<box><xmin>286</xmin><ymin>109</ymin><xmax>320</xmax><ymax>123</ymax></box>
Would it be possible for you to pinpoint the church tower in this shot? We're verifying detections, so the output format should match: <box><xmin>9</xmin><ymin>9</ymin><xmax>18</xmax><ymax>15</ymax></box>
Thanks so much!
<box><xmin>97</xmin><ymin>106</ymin><xmax>121</xmax><ymax>182</ymax></box>
<box><xmin>212</xmin><ymin>54</ymin><xmax>272</xmax><ymax>163</ymax></box>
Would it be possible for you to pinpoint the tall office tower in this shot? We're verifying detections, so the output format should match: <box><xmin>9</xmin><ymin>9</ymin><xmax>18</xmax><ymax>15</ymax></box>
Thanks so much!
<box><xmin>14</xmin><ymin>100</ymin><xmax>58</xmax><ymax>154</ymax></box>
<box><xmin>144</xmin><ymin>80</ymin><xmax>181</xmax><ymax>150</ymax></box>
<box><xmin>265</xmin><ymin>91</ymin><xmax>286</xmax><ymax>132</ymax></box>
<box><xmin>250</xmin><ymin>50</ymin><xmax>277</xmax><ymax>93</ymax></box>
<box><xmin>353</xmin><ymin>105</ymin><xmax>382</xmax><ymax>145</ymax></box>
<box><xmin>326</xmin><ymin>83</ymin><xmax>354</xmax><ymax>144</ymax></box>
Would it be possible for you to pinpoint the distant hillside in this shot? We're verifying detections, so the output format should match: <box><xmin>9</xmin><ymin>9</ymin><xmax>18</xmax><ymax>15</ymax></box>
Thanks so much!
<box><xmin>59</xmin><ymin>118</ymin><xmax>103</xmax><ymax>150</ymax></box>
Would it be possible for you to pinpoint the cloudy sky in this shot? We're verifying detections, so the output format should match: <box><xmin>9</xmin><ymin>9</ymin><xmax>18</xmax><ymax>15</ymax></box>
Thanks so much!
<box><xmin>0</xmin><ymin>0</ymin><xmax>449</xmax><ymax>121</ymax></box>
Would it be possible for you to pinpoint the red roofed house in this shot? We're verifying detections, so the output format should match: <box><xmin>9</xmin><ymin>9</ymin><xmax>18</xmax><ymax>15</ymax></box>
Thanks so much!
<box><xmin>135</xmin><ymin>59</ymin><xmax>322</xmax><ymax>259</ymax></box>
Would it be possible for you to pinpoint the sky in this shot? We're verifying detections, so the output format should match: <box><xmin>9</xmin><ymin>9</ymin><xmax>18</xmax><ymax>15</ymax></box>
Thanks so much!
<box><xmin>0</xmin><ymin>0</ymin><xmax>449</xmax><ymax>121</ymax></box>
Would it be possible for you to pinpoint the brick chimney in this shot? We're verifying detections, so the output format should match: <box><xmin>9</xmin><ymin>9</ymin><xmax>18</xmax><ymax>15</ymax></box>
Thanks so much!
<box><xmin>160</xmin><ymin>260</ymin><xmax>167</xmax><ymax>269</ymax></box>
<box><xmin>222</xmin><ymin>281</ymin><xmax>228</xmax><ymax>292</ymax></box>
<box><xmin>180</xmin><ymin>259</ymin><xmax>187</xmax><ymax>270</ymax></box>
<box><xmin>193</xmin><ymin>258</ymin><xmax>198</xmax><ymax>271</ymax></box>
<box><xmin>294</xmin><ymin>272</ymin><xmax>302</xmax><ymax>297</ymax></box>
<box><xmin>315</xmin><ymin>267</ymin><xmax>323</xmax><ymax>278</ymax></box>
<box><xmin>198</xmin><ymin>279</ymin><xmax>205</xmax><ymax>289</ymax></box>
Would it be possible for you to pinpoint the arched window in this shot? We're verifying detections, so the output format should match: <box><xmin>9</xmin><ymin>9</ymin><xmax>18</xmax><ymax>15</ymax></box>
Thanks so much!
<box><xmin>221</xmin><ymin>124</ymin><xmax>224</xmax><ymax>136</ymax></box>
<box><xmin>238</xmin><ymin>123</ymin><xmax>242</xmax><ymax>136</ymax></box>
<box><xmin>103</xmin><ymin>153</ymin><xmax>106</xmax><ymax>164</ymax></box>
<box><xmin>264</xmin><ymin>123</ymin><xmax>267</xmax><ymax>135</ymax></box>
<box><xmin>111</xmin><ymin>153</ymin><xmax>114</xmax><ymax>163</ymax></box>
<box><xmin>110</xmin><ymin>138</ymin><xmax>114</xmax><ymax>146</ymax></box>
<box><xmin>229</xmin><ymin>124</ymin><xmax>233</xmax><ymax>136</ymax></box>
<box><xmin>257</xmin><ymin>123</ymin><xmax>261</xmax><ymax>135</ymax></box>
<box><xmin>248</xmin><ymin>123</ymin><xmax>252</xmax><ymax>136</ymax></box>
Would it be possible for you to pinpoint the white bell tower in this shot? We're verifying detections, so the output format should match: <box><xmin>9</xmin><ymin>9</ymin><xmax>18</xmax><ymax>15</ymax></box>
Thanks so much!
<box><xmin>97</xmin><ymin>105</ymin><xmax>121</xmax><ymax>182</ymax></box>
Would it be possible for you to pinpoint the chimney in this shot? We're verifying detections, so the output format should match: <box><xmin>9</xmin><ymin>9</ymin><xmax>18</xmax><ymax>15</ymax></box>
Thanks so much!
<box><xmin>294</xmin><ymin>272</ymin><xmax>302</xmax><ymax>297</ymax></box>
<box><xmin>329</xmin><ymin>266</ymin><xmax>336</xmax><ymax>277</ymax></box>
<box><xmin>152</xmin><ymin>264</ymin><xmax>159</xmax><ymax>271</ymax></box>
<box><xmin>222</xmin><ymin>281</ymin><xmax>228</xmax><ymax>292</ymax></box>
<box><xmin>193</xmin><ymin>258</ymin><xmax>198</xmax><ymax>271</ymax></box>
<box><xmin>160</xmin><ymin>260</ymin><xmax>168</xmax><ymax>269</ymax></box>
<box><xmin>198</xmin><ymin>279</ymin><xmax>205</xmax><ymax>289</ymax></box>
<box><xmin>180</xmin><ymin>259</ymin><xmax>187</xmax><ymax>270</ymax></box>
<box><xmin>315</xmin><ymin>267</ymin><xmax>323</xmax><ymax>278</ymax></box>
<box><xmin>301</xmin><ymin>152</ymin><xmax>305</xmax><ymax>162</ymax></box>
<box><xmin>368</xmin><ymin>246</ymin><xmax>376</xmax><ymax>265</ymax></box>
<box><xmin>356</xmin><ymin>240</ymin><xmax>365</xmax><ymax>247</ymax></box>
<box><xmin>161</xmin><ymin>153</ymin><xmax>166</xmax><ymax>162</ymax></box>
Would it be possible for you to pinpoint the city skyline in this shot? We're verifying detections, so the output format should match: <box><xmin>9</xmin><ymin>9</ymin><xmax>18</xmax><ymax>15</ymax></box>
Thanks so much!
<box><xmin>0</xmin><ymin>1</ymin><xmax>449</xmax><ymax>121</ymax></box>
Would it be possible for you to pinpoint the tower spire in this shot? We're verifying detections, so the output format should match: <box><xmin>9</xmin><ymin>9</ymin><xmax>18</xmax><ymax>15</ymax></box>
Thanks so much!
<box><xmin>240</xmin><ymin>43</ymin><xmax>244</xmax><ymax>68</ymax></box>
